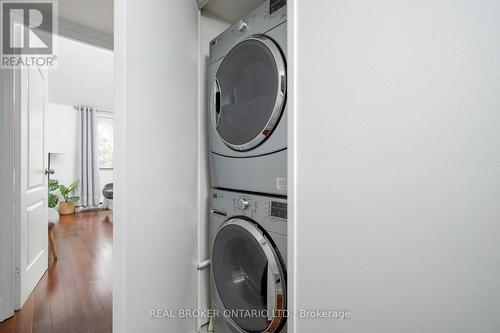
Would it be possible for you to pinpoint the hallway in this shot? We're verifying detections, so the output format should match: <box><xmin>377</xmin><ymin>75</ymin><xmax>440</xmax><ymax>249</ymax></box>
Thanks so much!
<box><xmin>0</xmin><ymin>211</ymin><xmax>113</xmax><ymax>333</ymax></box>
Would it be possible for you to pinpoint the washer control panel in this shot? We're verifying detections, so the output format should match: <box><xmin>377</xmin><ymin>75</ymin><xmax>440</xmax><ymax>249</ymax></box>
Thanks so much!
<box><xmin>211</xmin><ymin>189</ymin><xmax>287</xmax><ymax>236</ymax></box>
<box><xmin>270</xmin><ymin>201</ymin><xmax>287</xmax><ymax>219</ymax></box>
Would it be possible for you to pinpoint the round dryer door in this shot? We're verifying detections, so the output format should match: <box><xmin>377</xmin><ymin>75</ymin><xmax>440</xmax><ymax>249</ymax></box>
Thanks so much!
<box><xmin>212</xmin><ymin>218</ymin><xmax>286</xmax><ymax>333</ymax></box>
<box><xmin>214</xmin><ymin>35</ymin><xmax>286</xmax><ymax>151</ymax></box>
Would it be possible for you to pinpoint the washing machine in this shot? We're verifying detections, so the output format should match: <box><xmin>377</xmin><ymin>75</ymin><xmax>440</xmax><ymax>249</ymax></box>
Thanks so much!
<box><xmin>208</xmin><ymin>0</ymin><xmax>288</xmax><ymax>196</ymax></box>
<box><xmin>210</xmin><ymin>189</ymin><xmax>287</xmax><ymax>333</ymax></box>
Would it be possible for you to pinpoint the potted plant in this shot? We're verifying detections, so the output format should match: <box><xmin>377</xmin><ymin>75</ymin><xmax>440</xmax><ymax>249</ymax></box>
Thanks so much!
<box><xmin>57</xmin><ymin>180</ymin><xmax>80</xmax><ymax>215</ymax></box>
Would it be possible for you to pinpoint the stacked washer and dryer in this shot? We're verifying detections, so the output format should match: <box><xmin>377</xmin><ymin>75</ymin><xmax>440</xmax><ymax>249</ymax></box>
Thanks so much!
<box><xmin>208</xmin><ymin>1</ymin><xmax>288</xmax><ymax>333</ymax></box>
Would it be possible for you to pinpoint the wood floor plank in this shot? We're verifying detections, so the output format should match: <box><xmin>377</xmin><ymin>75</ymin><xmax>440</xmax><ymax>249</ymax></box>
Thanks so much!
<box><xmin>32</xmin><ymin>319</ymin><xmax>51</xmax><ymax>333</ymax></box>
<box><xmin>0</xmin><ymin>211</ymin><xmax>112</xmax><ymax>333</ymax></box>
<box><xmin>32</xmin><ymin>275</ymin><xmax>52</xmax><ymax>327</ymax></box>
<box><xmin>16</xmin><ymin>293</ymin><xmax>34</xmax><ymax>333</ymax></box>
<box><xmin>48</xmin><ymin>263</ymin><xmax>71</xmax><ymax>333</ymax></box>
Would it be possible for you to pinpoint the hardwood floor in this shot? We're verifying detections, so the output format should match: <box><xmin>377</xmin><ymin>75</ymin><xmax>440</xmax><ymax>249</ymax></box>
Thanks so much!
<box><xmin>0</xmin><ymin>211</ymin><xmax>113</xmax><ymax>333</ymax></box>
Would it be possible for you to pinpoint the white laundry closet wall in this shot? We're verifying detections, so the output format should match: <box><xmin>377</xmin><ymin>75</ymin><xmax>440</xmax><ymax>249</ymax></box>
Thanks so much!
<box><xmin>114</xmin><ymin>0</ymin><xmax>200</xmax><ymax>332</ymax></box>
<box><xmin>197</xmin><ymin>10</ymin><xmax>230</xmax><ymax>330</ymax></box>
<box><xmin>289</xmin><ymin>0</ymin><xmax>500</xmax><ymax>332</ymax></box>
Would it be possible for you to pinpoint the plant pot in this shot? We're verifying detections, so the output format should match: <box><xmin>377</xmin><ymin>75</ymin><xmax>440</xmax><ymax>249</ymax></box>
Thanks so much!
<box><xmin>59</xmin><ymin>202</ymin><xmax>76</xmax><ymax>215</ymax></box>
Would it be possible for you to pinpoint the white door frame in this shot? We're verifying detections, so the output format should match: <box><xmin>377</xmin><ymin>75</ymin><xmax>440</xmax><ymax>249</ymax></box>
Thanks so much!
<box><xmin>0</xmin><ymin>68</ymin><xmax>15</xmax><ymax>322</ymax></box>
<box><xmin>286</xmin><ymin>2</ymin><xmax>297</xmax><ymax>333</ymax></box>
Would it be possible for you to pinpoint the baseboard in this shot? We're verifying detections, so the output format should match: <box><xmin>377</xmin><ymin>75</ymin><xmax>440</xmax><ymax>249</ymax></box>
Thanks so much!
<box><xmin>76</xmin><ymin>206</ymin><xmax>108</xmax><ymax>213</ymax></box>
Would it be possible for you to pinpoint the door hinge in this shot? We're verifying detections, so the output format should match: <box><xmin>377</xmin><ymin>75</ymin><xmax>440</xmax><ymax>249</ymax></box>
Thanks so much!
<box><xmin>15</xmin><ymin>267</ymin><xmax>20</xmax><ymax>277</ymax></box>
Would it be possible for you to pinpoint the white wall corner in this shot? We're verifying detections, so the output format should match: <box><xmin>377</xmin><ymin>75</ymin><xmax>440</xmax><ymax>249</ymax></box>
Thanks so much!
<box><xmin>197</xmin><ymin>0</ymin><xmax>210</xmax><ymax>9</ymax></box>
<box><xmin>55</xmin><ymin>17</ymin><xmax>113</xmax><ymax>50</ymax></box>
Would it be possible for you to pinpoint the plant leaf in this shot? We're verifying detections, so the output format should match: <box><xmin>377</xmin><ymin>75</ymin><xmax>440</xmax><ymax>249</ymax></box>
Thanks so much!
<box><xmin>59</xmin><ymin>185</ymin><xmax>68</xmax><ymax>194</ymax></box>
<box><xmin>48</xmin><ymin>193</ymin><xmax>59</xmax><ymax>208</ymax></box>
<box><xmin>67</xmin><ymin>196</ymin><xmax>80</xmax><ymax>203</ymax></box>
<box><xmin>67</xmin><ymin>179</ymin><xmax>79</xmax><ymax>193</ymax></box>
<box><xmin>58</xmin><ymin>185</ymin><xmax>68</xmax><ymax>201</ymax></box>
<box><xmin>48</xmin><ymin>179</ymin><xmax>59</xmax><ymax>191</ymax></box>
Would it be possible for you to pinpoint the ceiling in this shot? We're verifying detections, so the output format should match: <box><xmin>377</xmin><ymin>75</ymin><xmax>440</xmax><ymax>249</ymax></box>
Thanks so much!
<box><xmin>202</xmin><ymin>0</ymin><xmax>263</xmax><ymax>23</ymax></box>
<box><xmin>46</xmin><ymin>0</ymin><xmax>114</xmax><ymax>49</ymax></box>
<box><xmin>53</xmin><ymin>0</ymin><xmax>264</xmax><ymax>49</ymax></box>
<box><xmin>58</xmin><ymin>0</ymin><xmax>113</xmax><ymax>35</ymax></box>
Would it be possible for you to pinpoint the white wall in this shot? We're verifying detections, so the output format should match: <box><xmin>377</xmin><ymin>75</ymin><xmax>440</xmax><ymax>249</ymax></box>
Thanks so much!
<box><xmin>47</xmin><ymin>104</ymin><xmax>78</xmax><ymax>185</ymax></box>
<box><xmin>49</xmin><ymin>35</ymin><xmax>113</xmax><ymax>110</ymax></box>
<box><xmin>197</xmin><ymin>10</ymin><xmax>230</xmax><ymax>329</ymax></box>
<box><xmin>290</xmin><ymin>0</ymin><xmax>500</xmax><ymax>332</ymax></box>
<box><xmin>100</xmin><ymin>169</ymin><xmax>113</xmax><ymax>193</ymax></box>
<box><xmin>114</xmin><ymin>0</ymin><xmax>199</xmax><ymax>332</ymax></box>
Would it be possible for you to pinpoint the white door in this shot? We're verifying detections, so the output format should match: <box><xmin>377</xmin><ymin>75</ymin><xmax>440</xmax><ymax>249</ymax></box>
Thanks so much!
<box><xmin>14</xmin><ymin>67</ymin><xmax>48</xmax><ymax>309</ymax></box>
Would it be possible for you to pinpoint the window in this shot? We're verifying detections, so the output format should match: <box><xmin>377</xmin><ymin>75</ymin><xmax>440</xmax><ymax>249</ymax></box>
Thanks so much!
<box><xmin>97</xmin><ymin>114</ymin><xmax>113</xmax><ymax>169</ymax></box>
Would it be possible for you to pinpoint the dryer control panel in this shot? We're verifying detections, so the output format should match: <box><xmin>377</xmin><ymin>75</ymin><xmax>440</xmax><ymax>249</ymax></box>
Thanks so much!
<box><xmin>270</xmin><ymin>0</ymin><xmax>286</xmax><ymax>15</ymax></box>
<box><xmin>209</xmin><ymin>0</ymin><xmax>287</xmax><ymax>64</ymax></box>
<box><xmin>211</xmin><ymin>189</ymin><xmax>287</xmax><ymax>236</ymax></box>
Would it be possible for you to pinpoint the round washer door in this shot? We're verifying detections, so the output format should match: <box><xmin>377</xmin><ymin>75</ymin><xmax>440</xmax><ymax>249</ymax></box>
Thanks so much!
<box><xmin>212</xmin><ymin>218</ymin><xmax>286</xmax><ymax>333</ymax></box>
<box><xmin>214</xmin><ymin>35</ymin><xmax>286</xmax><ymax>151</ymax></box>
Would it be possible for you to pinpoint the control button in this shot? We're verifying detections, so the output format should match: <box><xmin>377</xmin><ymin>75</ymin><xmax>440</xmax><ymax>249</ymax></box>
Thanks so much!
<box><xmin>237</xmin><ymin>198</ymin><xmax>249</xmax><ymax>210</ymax></box>
<box><xmin>237</xmin><ymin>20</ymin><xmax>248</xmax><ymax>32</ymax></box>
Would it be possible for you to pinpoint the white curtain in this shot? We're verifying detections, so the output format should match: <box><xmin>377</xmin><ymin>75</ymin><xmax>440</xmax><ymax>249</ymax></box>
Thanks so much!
<box><xmin>76</xmin><ymin>105</ymin><xmax>101</xmax><ymax>207</ymax></box>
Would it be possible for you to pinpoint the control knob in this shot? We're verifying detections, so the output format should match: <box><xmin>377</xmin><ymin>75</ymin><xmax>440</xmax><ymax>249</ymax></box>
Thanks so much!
<box><xmin>237</xmin><ymin>198</ymin><xmax>249</xmax><ymax>210</ymax></box>
<box><xmin>237</xmin><ymin>20</ymin><xmax>248</xmax><ymax>32</ymax></box>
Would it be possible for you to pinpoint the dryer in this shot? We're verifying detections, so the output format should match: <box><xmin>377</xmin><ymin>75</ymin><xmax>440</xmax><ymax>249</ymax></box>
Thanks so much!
<box><xmin>210</xmin><ymin>189</ymin><xmax>287</xmax><ymax>333</ymax></box>
<box><xmin>208</xmin><ymin>0</ymin><xmax>287</xmax><ymax>196</ymax></box>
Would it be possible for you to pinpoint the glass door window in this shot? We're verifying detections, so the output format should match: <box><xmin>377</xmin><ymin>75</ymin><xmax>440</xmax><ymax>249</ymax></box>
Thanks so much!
<box><xmin>212</xmin><ymin>219</ymin><xmax>286</xmax><ymax>332</ymax></box>
<box><xmin>215</xmin><ymin>36</ymin><xmax>286</xmax><ymax>151</ymax></box>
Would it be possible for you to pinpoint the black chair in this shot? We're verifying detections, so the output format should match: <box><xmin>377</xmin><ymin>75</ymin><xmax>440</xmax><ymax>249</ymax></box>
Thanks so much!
<box><xmin>103</xmin><ymin>183</ymin><xmax>113</xmax><ymax>200</ymax></box>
